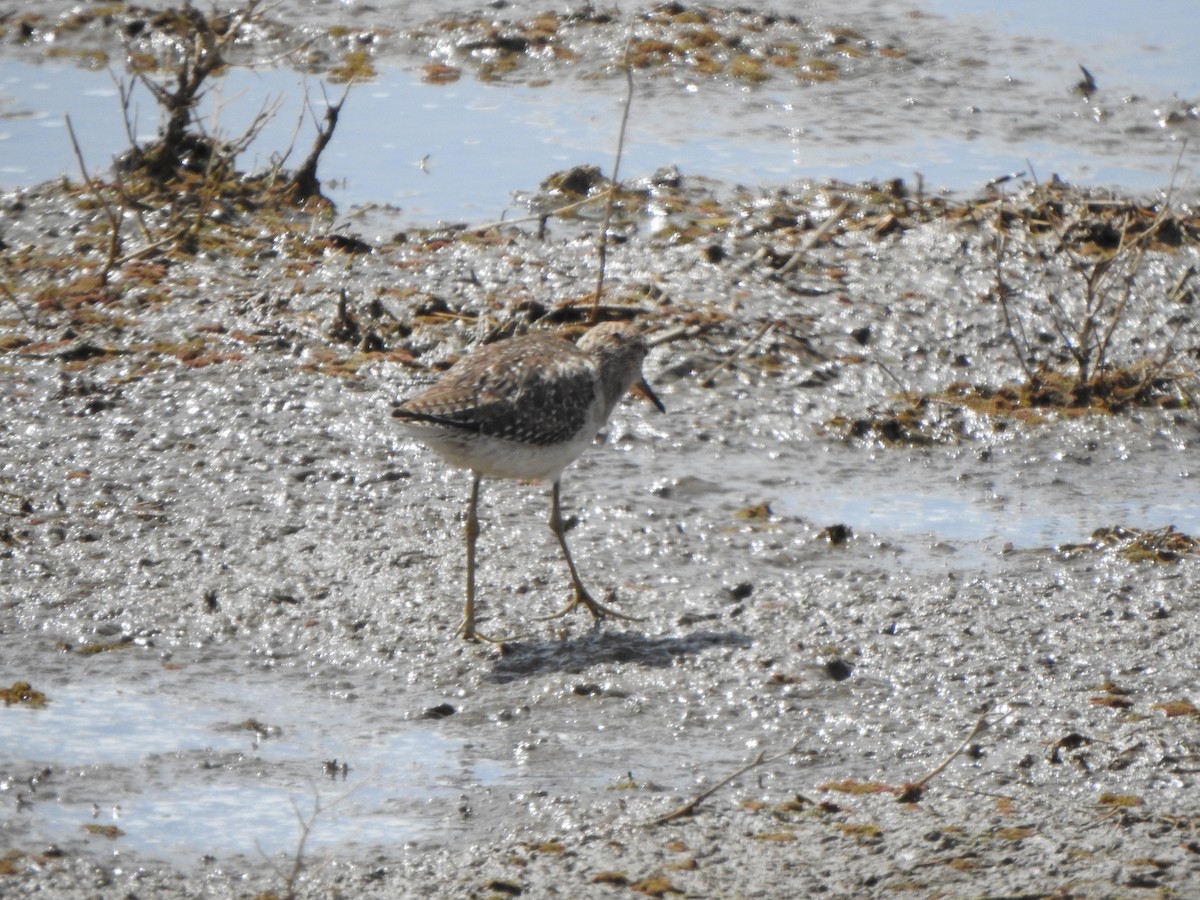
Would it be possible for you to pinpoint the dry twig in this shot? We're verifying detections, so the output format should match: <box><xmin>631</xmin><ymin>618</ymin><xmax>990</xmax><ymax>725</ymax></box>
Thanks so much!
<box><xmin>590</xmin><ymin>34</ymin><xmax>635</xmax><ymax>323</ymax></box>
<box><xmin>992</xmin><ymin>193</ymin><xmax>1038</xmax><ymax>384</ymax></box>
<box><xmin>648</xmin><ymin>738</ymin><xmax>805</xmax><ymax>826</ymax></box>
<box><xmin>774</xmin><ymin>201</ymin><xmax>849</xmax><ymax>277</ymax></box>
<box><xmin>897</xmin><ymin>685</ymin><xmax>1025</xmax><ymax>802</ymax></box>
<box><xmin>65</xmin><ymin>114</ymin><xmax>123</xmax><ymax>285</ymax></box>
<box><xmin>0</xmin><ymin>278</ymin><xmax>34</xmax><ymax>327</ymax></box>
<box><xmin>698</xmin><ymin>320</ymin><xmax>776</xmax><ymax>387</ymax></box>
<box><xmin>469</xmin><ymin>189</ymin><xmax>617</xmax><ymax>235</ymax></box>
<box><xmin>258</xmin><ymin>776</ymin><xmax>370</xmax><ymax>900</ymax></box>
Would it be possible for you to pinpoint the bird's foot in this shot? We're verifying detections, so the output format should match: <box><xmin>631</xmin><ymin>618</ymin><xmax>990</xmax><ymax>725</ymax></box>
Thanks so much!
<box><xmin>459</xmin><ymin>617</ymin><xmax>509</xmax><ymax>644</ymax></box>
<box><xmin>537</xmin><ymin>588</ymin><xmax>644</xmax><ymax>623</ymax></box>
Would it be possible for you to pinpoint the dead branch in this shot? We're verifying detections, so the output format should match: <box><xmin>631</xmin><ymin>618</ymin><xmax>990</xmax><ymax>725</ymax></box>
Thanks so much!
<box><xmin>874</xmin><ymin>358</ymin><xmax>918</xmax><ymax>403</ymax></box>
<box><xmin>0</xmin><ymin>277</ymin><xmax>34</xmax><ymax>327</ymax></box>
<box><xmin>647</xmin><ymin>321</ymin><xmax>712</xmax><ymax>348</ymax></box>
<box><xmin>469</xmin><ymin>188</ymin><xmax>616</xmax><ymax>234</ymax></box>
<box><xmin>127</xmin><ymin>0</ymin><xmax>264</xmax><ymax>179</ymax></box>
<box><xmin>774</xmin><ymin>201</ymin><xmax>849</xmax><ymax>277</ymax></box>
<box><xmin>287</xmin><ymin>81</ymin><xmax>353</xmax><ymax>202</ymax></box>
<box><xmin>993</xmin><ymin>193</ymin><xmax>1037</xmax><ymax>384</ymax></box>
<box><xmin>257</xmin><ymin>774</ymin><xmax>370</xmax><ymax>900</ymax></box>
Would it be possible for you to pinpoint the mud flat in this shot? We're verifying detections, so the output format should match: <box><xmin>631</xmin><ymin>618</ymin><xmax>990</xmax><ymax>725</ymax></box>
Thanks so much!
<box><xmin>2</xmin><ymin>2</ymin><xmax>1200</xmax><ymax>898</ymax></box>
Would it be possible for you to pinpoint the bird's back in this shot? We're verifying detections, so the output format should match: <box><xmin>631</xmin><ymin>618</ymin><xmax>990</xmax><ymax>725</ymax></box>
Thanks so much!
<box><xmin>394</xmin><ymin>333</ymin><xmax>604</xmax><ymax>479</ymax></box>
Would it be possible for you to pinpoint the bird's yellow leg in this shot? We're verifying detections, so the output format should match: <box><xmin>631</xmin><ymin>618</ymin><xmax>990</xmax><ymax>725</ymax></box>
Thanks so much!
<box><xmin>537</xmin><ymin>478</ymin><xmax>644</xmax><ymax>623</ymax></box>
<box><xmin>460</xmin><ymin>473</ymin><xmax>507</xmax><ymax>643</ymax></box>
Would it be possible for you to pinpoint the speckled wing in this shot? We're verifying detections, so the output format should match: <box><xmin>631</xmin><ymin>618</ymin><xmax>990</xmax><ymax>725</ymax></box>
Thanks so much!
<box><xmin>394</xmin><ymin>334</ymin><xmax>599</xmax><ymax>447</ymax></box>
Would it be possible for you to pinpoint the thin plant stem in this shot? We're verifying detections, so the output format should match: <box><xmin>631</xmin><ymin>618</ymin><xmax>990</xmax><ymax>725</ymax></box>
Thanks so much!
<box><xmin>590</xmin><ymin>34</ymin><xmax>634</xmax><ymax>324</ymax></box>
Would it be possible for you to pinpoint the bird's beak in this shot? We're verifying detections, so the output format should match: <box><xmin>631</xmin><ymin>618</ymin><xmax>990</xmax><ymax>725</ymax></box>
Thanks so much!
<box><xmin>632</xmin><ymin>377</ymin><xmax>666</xmax><ymax>413</ymax></box>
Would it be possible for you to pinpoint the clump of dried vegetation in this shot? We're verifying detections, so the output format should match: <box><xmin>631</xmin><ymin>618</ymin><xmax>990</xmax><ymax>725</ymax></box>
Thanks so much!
<box><xmin>1057</xmin><ymin>524</ymin><xmax>1198</xmax><ymax>563</ymax></box>
<box><xmin>818</xmin><ymin>177</ymin><xmax>1198</xmax><ymax>445</ymax></box>
<box><xmin>0</xmin><ymin>0</ymin><xmax>357</xmax><ymax>329</ymax></box>
<box><xmin>978</xmin><ymin>179</ymin><xmax>1196</xmax><ymax>416</ymax></box>
<box><xmin>105</xmin><ymin>1</ymin><xmax>357</xmax><ymax>245</ymax></box>
<box><xmin>410</xmin><ymin>2</ymin><xmax>910</xmax><ymax>86</ymax></box>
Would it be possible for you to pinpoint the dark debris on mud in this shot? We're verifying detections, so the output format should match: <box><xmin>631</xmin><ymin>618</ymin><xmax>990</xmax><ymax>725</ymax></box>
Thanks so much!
<box><xmin>5</xmin><ymin>155</ymin><xmax>1195</xmax><ymax>431</ymax></box>
<box><xmin>3</xmin><ymin>1</ymin><xmax>913</xmax><ymax>89</ymax></box>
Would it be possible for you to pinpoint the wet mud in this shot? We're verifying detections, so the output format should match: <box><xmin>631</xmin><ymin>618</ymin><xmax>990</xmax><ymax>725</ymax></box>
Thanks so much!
<box><xmin>3</xmin><ymin>2</ymin><xmax>1200</xmax><ymax>899</ymax></box>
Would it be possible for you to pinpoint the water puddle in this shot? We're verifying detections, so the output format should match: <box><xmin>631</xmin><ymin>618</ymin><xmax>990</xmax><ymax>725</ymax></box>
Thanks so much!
<box><xmin>922</xmin><ymin>0</ymin><xmax>1200</xmax><ymax>92</ymax></box>
<box><xmin>687</xmin><ymin>439</ymin><xmax>1200</xmax><ymax>571</ymax></box>
<box><xmin>782</xmin><ymin>459</ymin><xmax>1200</xmax><ymax>561</ymax></box>
<box><xmin>1</xmin><ymin>661</ymin><xmax>510</xmax><ymax>863</ymax></box>
<box><xmin>1</xmin><ymin>59</ymin><xmax>818</xmax><ymax>221</ymax></box>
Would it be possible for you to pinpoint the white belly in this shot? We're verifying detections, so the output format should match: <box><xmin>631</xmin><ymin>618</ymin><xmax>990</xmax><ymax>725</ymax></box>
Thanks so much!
<box><xmin>414</xmin><ymin>427</ymin><xmax>598</xmax><ymax>480</ymax></box>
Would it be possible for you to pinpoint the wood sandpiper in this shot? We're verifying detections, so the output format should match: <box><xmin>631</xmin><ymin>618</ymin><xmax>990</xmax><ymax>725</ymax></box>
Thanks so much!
<box><xmin>393</xmin><ymin>321</ymin><xmax>665</xmax><ymax>642</ymax></box>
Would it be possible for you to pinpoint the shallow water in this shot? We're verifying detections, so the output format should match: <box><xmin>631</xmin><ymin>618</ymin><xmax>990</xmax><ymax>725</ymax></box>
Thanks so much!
<box><xmin>1</xmin><ymin>653</ymin><xmax>514</xmax><ymax>862</ymax></box>
<box><xmin>779</xmin><ymin>440</ymin><xmax>1200</xmax><ymax>562</ymax></box>
<box><xmin>1</xmin><ymin>1</ymin><xmax>1197</xmax><ymax>222</ymax></box>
